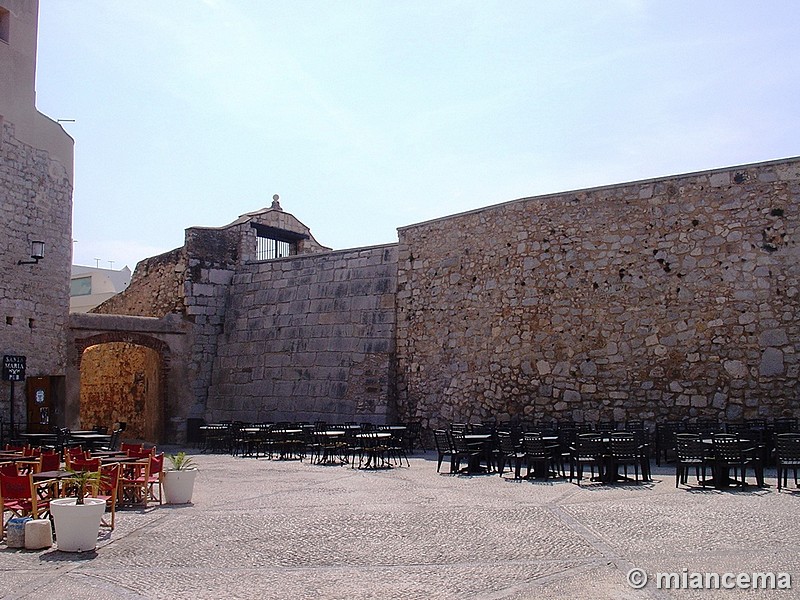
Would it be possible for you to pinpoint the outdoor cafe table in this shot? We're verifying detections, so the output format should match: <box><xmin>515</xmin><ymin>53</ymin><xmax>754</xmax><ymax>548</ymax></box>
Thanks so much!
<box><xmin>314</xmin><ymin>431</ymin><xmax>347</xmax><ymax>464</ymax></box>
<box><xmin>70</xmin><ymin>432</ymin><xmax>111</xmax><ymax>450</ymax></box>
<box><xmin>32</xmin><ymin>469</ymin><xmax>71</xmax><ymax>483</ymax></box>
<box><xmin>90</xmin><ymin>450</ymin><xmax>126</xmax><ymax>458</ymax></box>
<box><xmin>0</xmin><ymin>453</ymin><xmax>27</xmax><ymax>462</ymax></box>
<box><xmin>18</xmin><ymin>432</ymin><xmax>58</xmax><ymax>445</ymax></box>
<box><xmin>355</xmin><ymin>432</ymin><xmax>393</xmax><ymax>469</ymax></box>
<box><xmin>462</xmin><ymin>434</ymin><xmax>492</xmax><ymax>474</ymax></box>
<box><xmin>269</xmin><ymin>429</ymin><xmax>304</xmax><ymax>460</ymax></box>
<box><xmin>700</xmin><ymin>438</ymin><xmax>762</xmax><ymax>489</ymax></box>
<box><xmin>32</xmin><ymin>469</ymin><xmax>72</xmax><ymax>499</ymax></box>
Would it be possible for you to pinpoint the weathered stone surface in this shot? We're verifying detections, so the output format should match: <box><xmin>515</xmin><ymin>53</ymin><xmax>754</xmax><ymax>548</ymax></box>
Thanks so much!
<box><xmin>760</xmin><ymin>347</ymin><xmax>785</xmax><ymax>377</ymax></box>
<box><xmin>395</xmin><ymin>158</ymin><xmax>800</xmax><ymax>430</ymax></box>
<box><xmin>69</xmin><ymin>157</ymin><xmax>800</xmax><ymax>441</ymax></box>
<box><xmin>0</xmin><ymin>120</ymin><xmax>73</xmax><ymax>426</ymax></box>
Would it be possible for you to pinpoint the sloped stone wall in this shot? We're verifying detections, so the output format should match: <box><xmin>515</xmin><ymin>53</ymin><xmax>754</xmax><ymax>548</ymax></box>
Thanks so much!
<box><xmin>93</xmin><ymin>248</ymin><xmax>186</xmax><ymax>318</ymax></box>
<box><xmin>206</xmin><ymin>244</ymin><xmax>398</xmax><ymax>424</ymax></box>
<box><xmin>396</xmin><ymin>158</ymin><xmax>800</xmax><ymax>430</ymax></box>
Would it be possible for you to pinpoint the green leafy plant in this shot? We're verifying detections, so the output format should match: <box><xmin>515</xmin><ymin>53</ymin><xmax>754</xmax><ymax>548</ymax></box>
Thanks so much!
<box><xmin>65</xmin><ymin>469</ymin><xmax>101</xmax><ymax>505</ymax></box>
<box><xmin>165</xmin><ymin>451</ymin><xmax>197</xmax><ymax>471</ymax></box>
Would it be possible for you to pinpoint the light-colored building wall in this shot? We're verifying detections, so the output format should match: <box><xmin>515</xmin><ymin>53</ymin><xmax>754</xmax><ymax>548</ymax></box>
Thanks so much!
<box><xmin>70</xmin><ymin>265</ymin><xmax>132</xmax><ymax>313</ymax></box>
<box><xmin>0</xmin><ymin>0</ymin><xmax>73</xmax><ymax>184</ymax></box>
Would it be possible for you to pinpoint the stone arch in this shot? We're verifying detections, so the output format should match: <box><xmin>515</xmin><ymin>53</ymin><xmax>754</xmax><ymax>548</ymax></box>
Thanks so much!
<box><xmin>74</xmin><ymin>332</ymin><xmax>171</xmax><ymax>444</ymax></box>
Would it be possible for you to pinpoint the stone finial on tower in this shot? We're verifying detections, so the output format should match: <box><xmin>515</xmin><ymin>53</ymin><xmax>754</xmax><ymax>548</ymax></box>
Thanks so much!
<box><xmin>271</xmin><ymin>194</ymin><xmax>282</xmax><ymax>210</ymax></box>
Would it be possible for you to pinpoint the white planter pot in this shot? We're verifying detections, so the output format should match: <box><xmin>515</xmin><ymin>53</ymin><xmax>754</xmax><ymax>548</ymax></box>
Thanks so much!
<box><xmin>163</xmin><ymin>469</ymin><xmax>198</xmax><ymax>504</ymax></box>
<box><xmin>50</xmin><ymin>497</ymin><xmax>106</xmax><ymax>552</ymax></box>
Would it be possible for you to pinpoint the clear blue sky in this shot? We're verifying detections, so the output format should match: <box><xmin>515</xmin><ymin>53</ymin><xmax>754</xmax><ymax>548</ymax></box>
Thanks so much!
<box><xmin>35</xmin><ymin>1</ymin><xmax>800</xmax><ymax>271</ymax></box>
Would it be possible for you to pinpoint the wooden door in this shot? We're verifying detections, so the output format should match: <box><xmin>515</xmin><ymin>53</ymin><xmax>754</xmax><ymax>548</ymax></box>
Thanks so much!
<box><xmin>26</xmin><ymin>376</ymin><xmax>54</xmax><ymax>433</ymax></box>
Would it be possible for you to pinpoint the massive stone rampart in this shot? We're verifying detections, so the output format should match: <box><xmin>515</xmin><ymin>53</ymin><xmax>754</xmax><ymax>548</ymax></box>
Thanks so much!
<box><xmin>205</xmin><ymin>244</ymin><xmax>398</xmax><ymax>424</ymax></box>
<box><xmin>396</xmin><ymin>158</ymin><xmax>800</xmax><ymax>430</ymax></box>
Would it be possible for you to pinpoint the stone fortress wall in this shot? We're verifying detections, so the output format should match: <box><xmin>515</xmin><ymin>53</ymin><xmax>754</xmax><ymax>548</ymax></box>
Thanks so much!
<box><xmin>395</xmin><ymin>158</ymin><xmax>800</xmax><ymax>431</ymax></box>
<box><xmin>205</xmin><ymin>244</ymin><xmax>398</xmax><ymax>424</ymax></box>
<box><xmin>87</xmin><ymin>157</ymin><xmax>800</xmax><ymax>438</ymax></box>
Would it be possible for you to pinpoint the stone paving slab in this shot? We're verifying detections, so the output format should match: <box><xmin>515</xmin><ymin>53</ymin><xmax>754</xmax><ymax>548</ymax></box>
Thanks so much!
<box><xmin>1</xmin><ymin>451</ymin><xmax>799</xmax><ymax>599</ymax></box>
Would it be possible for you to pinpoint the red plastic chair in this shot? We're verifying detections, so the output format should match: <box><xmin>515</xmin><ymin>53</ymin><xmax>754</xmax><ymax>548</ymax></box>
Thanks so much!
<box><xmin>147</xmin><ymin>453</ymin><xmax>164</xmax><ymax>504</ymax></box>
<box><xmin>121</xmin><ymin>443</ymin><xmax>144</xmax><ymax>455</ymax></box>
<box><xmin>40</xmin><ymin>452</ymin><xmax>61</xmax><ymax>472</ymax></box>
<box><xmin>1</xmin><ymin>472</ymin><xmax>53</xmax><ymax>537</ymax></box>
<box><xmin>70</xmin><ymin>457</ymin><xmax>101</xmax><ymax>472</ymax></box>
<box><xmin>95</xmin><ymin>462</ymin><xmax>120</xmax><ymax>530</ymax></box>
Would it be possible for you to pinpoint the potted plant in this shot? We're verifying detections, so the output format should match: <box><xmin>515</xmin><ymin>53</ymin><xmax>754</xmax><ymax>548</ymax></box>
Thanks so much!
<box><xmin>162</xmin><ymin>452</ymin><xmax>198</xmax><ymax>504</ymax></box>
<box><xmin>49</xmin><ymin>469</ymin><xmax>107</xmax><ymax>552</ymax></box>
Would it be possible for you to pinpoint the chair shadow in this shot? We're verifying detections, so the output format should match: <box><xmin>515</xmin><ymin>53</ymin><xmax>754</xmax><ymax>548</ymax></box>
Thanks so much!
<box><xmin>571</xmin><ymin>478</ymin><xmax>658</xmax><ymax>492</ymax></box>
<box><xmin>681</xmin><ymin>484</ymin><xmax>772</xmax><ymax>497</ymax></box>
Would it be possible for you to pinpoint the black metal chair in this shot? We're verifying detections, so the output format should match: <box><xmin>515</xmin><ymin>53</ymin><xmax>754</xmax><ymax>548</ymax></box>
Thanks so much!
<box><xmin>655</xmin><ymin>421</ymin><xmax>684</xmax><ymax>465</ymax></box>
<box><xmin>675</xmin><ymin>433</ymin><xmax>709</xmax><ymax>488</ymax></box>
<box><xmin>403</xmin><ymin>421</ymin><xmax>426</xmax><ymax>453</ymax></box>
<box><xmin>774</xmin><ymin>433</ymin><xmax>800</xmax><ymax>491</ymax></box>
<box><xmin>711</xmin><ymin>434</ymin><xmax>764</xmax><ymax>488</ymax></box>
<box><xmin>608</xmin><ymin>432</ymin><xmax>643</xmax><ymax>483</ymax></box>
<box><xmin>495</xmin><ymin>431</ymin><xmax>525</xmax><ymax>478</ymax></box>
<box><xmin>520</xmin><ymin>433</ymin><xmax>552</xmax><ymax>480</ymax></box>
<box><xmin>450</xmin><ymin>432</ymin><xmax>488</xmax><ymax>474</ymax></box>
<box><xmin>773</xmin><ymin>417</ymin><xmax>798</xmax><ymax>434</ymax></box>
<box><xmin>571</xmin><ymin>434</ymin><xmax>606</xmax><ymax>485</ymax></box>
<box><xmin>433</xmin><ymin>429</ymin><xmax>457</xmax><ymax>474</ymax></box>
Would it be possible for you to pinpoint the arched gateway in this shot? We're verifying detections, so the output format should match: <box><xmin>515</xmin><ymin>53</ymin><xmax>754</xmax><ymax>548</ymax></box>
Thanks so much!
<box><xmin>66</xmin><ymin>313</ymin><xmax>193</xmax><ymax>444</ymax></box>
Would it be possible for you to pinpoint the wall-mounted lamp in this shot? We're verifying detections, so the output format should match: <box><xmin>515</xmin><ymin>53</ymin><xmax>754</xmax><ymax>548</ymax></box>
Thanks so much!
<box><xmin>18</xmin><ymin>241</ymin><xmax>45</xmax><ymax>265</ymax></box>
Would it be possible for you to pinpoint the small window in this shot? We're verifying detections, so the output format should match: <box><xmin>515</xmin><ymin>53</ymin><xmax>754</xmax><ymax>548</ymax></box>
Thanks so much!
<box><xmin>256</xmin><ymin>235</ymin><xmax>295</xmax><ymax>260</ymax></box>
<box><xmin>0</xmin><ymin>8</ymin><xmax>10</xmax><ymax>44</ymax></box>
<box><xmin>251</xmin><ymin>223</ymin><xmax>307</xmax><ymax>261</ymax></box>
<box><xmin>70</xmin><ymin>276</ymin><xmax>92</xmax><ymax>296</ymax></box>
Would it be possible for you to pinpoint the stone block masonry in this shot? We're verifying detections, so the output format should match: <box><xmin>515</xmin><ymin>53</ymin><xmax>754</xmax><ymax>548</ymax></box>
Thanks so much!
<box><xmin>0</xmin><ymin>119</ymin><xmax>72</xmax><ymax>418</ymax></box>
<box><xmin>75</xmin><ymin>157</ymin><xmax>800</xmax><ymax>442</ymax></box>
<box><xmin>206</xmin><ymin>245</ymin><xmax>398</xmax><ymax>424</ymax></box>
<box><xmin>396</xmin><ymin>158</ymin><xmax>800</xmax><ymax>431</ymax></box>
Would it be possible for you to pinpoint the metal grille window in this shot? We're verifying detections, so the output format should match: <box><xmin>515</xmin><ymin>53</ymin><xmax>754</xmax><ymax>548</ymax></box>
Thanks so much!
<box><xmin>256</xmin><ymin>236</ymin><xmax>294</xmax><ymax>260</ymax></box>
<box><xmin>252</xmin><ymin>223</ymin><xmax>307</xmax><ymax>261</ymax></box>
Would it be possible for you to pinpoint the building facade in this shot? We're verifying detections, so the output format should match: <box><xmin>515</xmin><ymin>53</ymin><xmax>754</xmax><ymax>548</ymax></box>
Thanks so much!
<box><xmin>70</xmin><ymin>265</ymin><xmax>132</xmax><ymax>313</ymax></box>
<box><xmin>0</xmin><ymin>0</ymin><xmax>74</xmax><ymax>436</ymax></box>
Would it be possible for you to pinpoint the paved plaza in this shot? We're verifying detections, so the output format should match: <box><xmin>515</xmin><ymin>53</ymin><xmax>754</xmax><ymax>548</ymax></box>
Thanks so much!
<box><xmin>2</xmin><ymin>450</ymin><xmax>799</xmax><ymax>599</ymax></box>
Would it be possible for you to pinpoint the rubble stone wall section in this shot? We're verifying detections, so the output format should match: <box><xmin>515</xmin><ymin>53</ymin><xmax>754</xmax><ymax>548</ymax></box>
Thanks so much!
<box><xmin>93</xmin><ymin>248</ymin><xmax>186</xmax><ymax>318</ymax></box>
<box><xmin>396</xmin><ymin>158</ymin><xmax>800</xmax><ymax>431</ymax></box>
<box><xmin>206</xmin><ymin>244</ymin><xmax>398</xmax><ymax>424</ymax></box>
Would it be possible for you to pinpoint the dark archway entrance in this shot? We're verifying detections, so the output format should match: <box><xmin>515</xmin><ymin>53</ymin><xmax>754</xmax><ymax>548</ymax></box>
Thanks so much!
<box><xmin>75</xmin><ymin>333</ymin><xmax>170</xmax><ymax>444</ymax></box>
